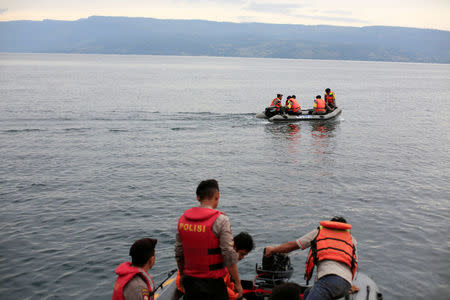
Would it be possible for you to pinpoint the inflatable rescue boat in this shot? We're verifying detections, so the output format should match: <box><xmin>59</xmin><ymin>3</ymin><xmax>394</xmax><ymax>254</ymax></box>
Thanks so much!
<box><xmin>154</xmin><ymin>270</ymin><xmax>382</xmax><ymax>300</ymax></box>
<box><xmin>256</xmin><ymin>107</ymin><xmax>342</xmax><ymax>122</ymax></box>
<box><xmin>154</xmin><ymin>252</ymin><xmax>382</xmax><ymax>300</ymax></box>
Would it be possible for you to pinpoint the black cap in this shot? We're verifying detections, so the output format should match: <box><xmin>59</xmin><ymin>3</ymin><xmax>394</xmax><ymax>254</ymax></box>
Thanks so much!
<box><xmin>331</xmin><ymin>216</ymin><xmax>347</xmax><ymax>223</ymax></box>
<box><xmin>277</xmin><ymin>94</ymin><xmax>283</xmax><ymax>97</ymax></box>
<box><xmin>129</xmin><ymin>238</ymin><xmax>157</xmax><ymax>266</ymax></box>
<box><xmin>316</xmin><ymin>95</ymin><xmax>321</xmax><ymax>98</ymax></box>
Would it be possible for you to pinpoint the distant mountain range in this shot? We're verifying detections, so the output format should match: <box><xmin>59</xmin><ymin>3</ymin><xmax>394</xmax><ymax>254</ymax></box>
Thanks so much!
<box><xmin>1</xmin><ymin>16</ymin><xmax>449</xmax><ymax>63</ymax></box>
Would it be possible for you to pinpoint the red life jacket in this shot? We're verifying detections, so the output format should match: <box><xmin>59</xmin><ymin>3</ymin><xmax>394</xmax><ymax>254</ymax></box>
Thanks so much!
<box><xmin>287</xmin><ymin>98</ymin><xmax>301</xmax><ymax>112</ymax></box>
<box><xmin>305</xmin><ymin>221</ymin><xmax>357</xmax><ymax>284</ymax></box>
<box><xmin>325</xmin><ymin>92</ymin><xmax>335</xmax><ymax>106</ymax></box>
<box><xmin>314</xmin><ymin>98</ymin><xmax>326</xmax><ymax>113</ymax></box>
<box><xmin>270</xmin><ymin>98</ymin><xmax>282</xmax><ymax>108</ymax></box>
<box><xmin>113</xmin><ymin>262</ymin><xmax>155</xmax><ymax>300</ymax></box>
<box><xmin>178</xmin><ymin>207</ymin><xmax>227</xmax><ymax>279</ymax></box>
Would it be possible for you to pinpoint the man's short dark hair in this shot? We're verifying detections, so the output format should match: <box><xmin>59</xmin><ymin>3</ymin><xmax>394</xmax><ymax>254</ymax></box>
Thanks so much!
<box><xmin>196</xmin><ymin>179</ymin><xmax>219</xmax><ymax>201</ymax></box>
<box><xmin>129</xmin><ymin>238</ymin><xmax>157</xmax><ymax>267</ymax></box>
<box><xmin>234</xmin><ymin>232</ymin><xmax>254</xmax><ymax>252</ymax></box>
<box><xmin>331</xmin><ymin>216</ymin><xmax>347</xmax><ymax>223</ymax></box>
<box><xmin>270</xmin><ymin>282</ymin><xmax>302</xmax><ymax>300</ymax></box>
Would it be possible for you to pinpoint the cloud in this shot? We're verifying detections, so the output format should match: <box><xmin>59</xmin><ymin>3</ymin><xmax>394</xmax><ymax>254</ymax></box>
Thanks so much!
<box><xmin>237</xmin><ymin>15</ymin><xmax>260</xmax><ymax>23</ymax></box>
<box><xmin>178</xmin><ymin>0</ymin><xmax>245</xmax><ymax>3</ymax></box>
<box><xmin>295</xmin><ymin>13</ymin><xmax>370</xmax><ymax>24</ymax></box>
<box><xmin>245</xmin><ymin>2</ymin><xmax>302</xmax><ymax>15</ymax></box>
<box><xmin>0</xmin><ymin>8</ymin><xmax>7</xmax><ymax>14</ymax></box>
<box><xmin>322</xmin><ymin>10</ymin><xmax>353</xmax><ymax>16</ymax></box>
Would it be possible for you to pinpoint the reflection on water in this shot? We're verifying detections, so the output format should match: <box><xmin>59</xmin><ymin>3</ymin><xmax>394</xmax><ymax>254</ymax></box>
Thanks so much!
<box><xmin>264</xmin><ymin>123</ymin><xmax>302</xmax><ymax>153</ymax></box>
<box><xmin>262</xmin><ymin>119</ymin><xmax>340</xmax><ymax>177</ymax></box>
<box><xmin>310</xmin><ymin>121</ymin><xmax>337</xmax><ymax>138</ymax></box>
<box><xmin>264</xmin><ymin>123</ymin><xmax>301</xmax><ymax>138</ymax></box>
<box><xmin>309</xmin><ymin>121</ymin><xmax>338</xmax><ymax>155</ymax></box>
<box><xmin>287</xmin><ymin>124</ymin><xmax>300</xmax><ymax>137</ymax></box>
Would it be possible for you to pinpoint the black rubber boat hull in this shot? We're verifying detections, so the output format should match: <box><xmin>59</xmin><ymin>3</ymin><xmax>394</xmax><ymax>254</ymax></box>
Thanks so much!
<box><xmin>256</xmin><ymin>108</ymin><xmax>342</xmax><ymax>122</ymax></box>
<box><xmin>153</xmin><ymin>270</ymin><xmax>382</xmax><ymax>300</ymax></box>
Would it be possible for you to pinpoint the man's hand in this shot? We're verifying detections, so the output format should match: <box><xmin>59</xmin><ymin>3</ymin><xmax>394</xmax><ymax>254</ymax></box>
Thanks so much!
<box><xmin>349</xmin><ymin>285</ymin><xmax>360</xmax><ymax>294</ymax></box>
<box><xmin>264</xmin><ymin>246</ymin><xmax>275</xmax><ymax>257</ymax></box>
<box><xmin>234</xmin><ymin>281</ymin><xmax>243</xmax><ymax>299</ymax></box>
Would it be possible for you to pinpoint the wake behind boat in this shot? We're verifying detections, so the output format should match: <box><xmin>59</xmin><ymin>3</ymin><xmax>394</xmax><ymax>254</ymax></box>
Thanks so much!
<box><xmin>256</xmin><ymin>107</ymin><xmax>342</xmax><ymax>122</ymax></box>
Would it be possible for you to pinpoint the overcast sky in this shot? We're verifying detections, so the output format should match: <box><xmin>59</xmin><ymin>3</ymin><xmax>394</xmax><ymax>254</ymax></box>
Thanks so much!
<box><xmin>0</xmin><ymin>0</ymin><xmax>449</xmax><ymax>31</ymax></box>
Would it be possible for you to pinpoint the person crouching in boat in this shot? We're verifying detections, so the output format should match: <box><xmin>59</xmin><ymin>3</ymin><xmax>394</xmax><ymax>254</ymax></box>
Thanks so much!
<box><xmin>312</xmin><ymin>95</ymin><xmax>326</xmax><ymax>115</ymax></box>
<box><xmin>324</xmin><ymin>88</ymin><xmax>336</xmax><ymax>112</ymax></box>
<box><xmin>285</xmin><ymin>95</ymin><xmax>302</xmax><ymax>116</ymax></box>
<box><xmin>265</xmin><ymin>93</ymin><xmax>283</xmax><ymax>118</ymax></box>
<box><xmin>224</xmin><ymin>232</ymin><xmax>254</xmax><ymax>299</ymax></box>
<box><xmin>113</xmin><ymin>238</ymin><xmax>157</xmax><ymax>300</ymax></box>
<box><xmin>176</xmin><ymin>231</ymin><xmax>254</xmax><ymax>299</ymax></box>
<box><xmin>264</xmin><ymin>216</ymin><xmax>359</xmax><ymax>300</ymax></box>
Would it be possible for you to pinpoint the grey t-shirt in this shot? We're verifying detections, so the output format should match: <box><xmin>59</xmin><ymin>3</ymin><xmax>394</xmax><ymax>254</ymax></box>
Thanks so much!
<box><xmin>296</xmin><ymin>228</ymin><xmax>358</xmax><ymax>284</ymax></box>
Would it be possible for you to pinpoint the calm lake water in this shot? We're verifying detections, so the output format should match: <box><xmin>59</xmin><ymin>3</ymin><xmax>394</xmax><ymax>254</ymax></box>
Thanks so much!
<box><xmin>0</xmin><ymin>53</ymin><xmax>449</xmax><ymax>299</ymax></box>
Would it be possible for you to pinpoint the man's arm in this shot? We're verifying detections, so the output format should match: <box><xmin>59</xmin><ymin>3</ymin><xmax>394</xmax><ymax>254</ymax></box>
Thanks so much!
<box><xmin>265</xmin><ymin>241</ymin><xmax>299</xmax><ymax>256</ymax></box>
<box><xmin>213</xmin><ymin>215</ymin><xmax>242</xmax><ymax>298</ymax></box>
<box><xmin>174</xmin><ymin>231</ymin><xmax>184</xmax><ymax>288</ymax></box>
<box><xmin>265</xmin><ymin>229</ymin><xmax>319</xmax><ymax>256</ymax></box>
<box><xmin>226</xmin><ymin>264</ymin><xmax>242</xmax><ymax>299</ymax></box>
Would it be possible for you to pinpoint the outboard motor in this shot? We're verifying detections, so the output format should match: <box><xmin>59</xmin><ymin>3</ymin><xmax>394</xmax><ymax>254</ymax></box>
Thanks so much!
<box><xmin>264</xmin><ymin>107</ymin><xmax>280</xmax><ymax>118</ymax></box>
<box><xmin>254</xmin><ymin>248</ymin><xmax>294</xmax><ymax>291</ymax></box>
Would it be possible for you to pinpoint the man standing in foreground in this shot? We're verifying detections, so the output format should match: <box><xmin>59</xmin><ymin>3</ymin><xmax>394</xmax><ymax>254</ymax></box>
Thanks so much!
<box><xmin>175</xmin><ymin>179</ymin><xmax>243</xmax><ymax>300</ymax></box>
<box><xmin>113</xmin><ymin>238</ymin><xmax>157</xmax><ymax>300</ymax></box>
<box><xmin>265</xmin><ymin>216</ymin><xmax>358</xmax><ymax>300</ymax></box>
<box><xmin>176</xmin><ymin>231</ymin><xmax>254</xmax><ymax>299</ymax></box>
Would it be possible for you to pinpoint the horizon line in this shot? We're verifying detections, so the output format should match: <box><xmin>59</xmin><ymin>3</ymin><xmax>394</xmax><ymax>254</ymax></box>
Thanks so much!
<box><xmin>1</xmin><ymin>15</ymin><xmax>449</xmax><ymax>32</ymax></box>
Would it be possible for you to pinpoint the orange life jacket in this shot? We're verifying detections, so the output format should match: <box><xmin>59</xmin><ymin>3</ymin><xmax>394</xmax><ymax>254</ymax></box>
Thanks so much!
<box><xmin>113</xmin><ymin>262</ymin><xmax>155</xmax><ymax>300</ymax></box>
<box><xmin>178</xmin><ymin>207</ymin><xmax>227</xmax><ymax>279</ymax></box>
<box><xmin>325</xmin><ymin>92</ymin><xmax>335</xmax><ymax>106</ymax></box>
<box><xmin>270</xmin><ymin>98</ymin><xmax>282</xmax><ymax>108</ymax></box>
<box><xmin>224</xmin><ymin>272</ymin><xmax>239</xmax><ymax>300</ymax></box>
<box><xmin>304</xmin><ymin>221</ymin><xmax>357</xmax><ymax>284</ymax></box>
<box><xmin>314</xmin><ymin>98</ymin><xmax>326</xmax><ymax>113</ymax></box>
<box><xmin>286</xmin><ymin>98</ymin><xmax>301</xmax><ymax>112</ymax></box>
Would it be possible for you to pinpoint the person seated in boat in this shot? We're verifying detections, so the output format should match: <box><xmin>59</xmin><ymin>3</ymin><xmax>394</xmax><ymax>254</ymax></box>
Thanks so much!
<box><xmin>312</xmin><ymin>95</ymin><xmax>326</xmax><ymax>115</ymax></box>
<box><xmin>270</xmin><ymin>93</ymin><xmax>283</xmax><ymax>108</ymax></box>
<box><xmin>265</xmin><ymin>94</ymin><xmax>283</xmax><ymax>118</ymax></box>
<box><xmin>285</xmin><ymin>95</ymin><xmax>302</xmax><ymax>115</ymax></box>
<box><xmin>113</xmin><ymin>238</ymin><xmax>157</xmax><ymax>300</ymax></box>
<box><xmin>324</xmin><ymin>88</ymin><xmax>336</xmax><ymax>112</ymax></box>
<box><xmin>176</xmin><ymin>231</ymin><xmax>254</xmax><ymax>300</ymax></box>
<box><xmin>264</xmin><ymin>216</ymin><xmax>359</xmax><ymax>300</ymax></box>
